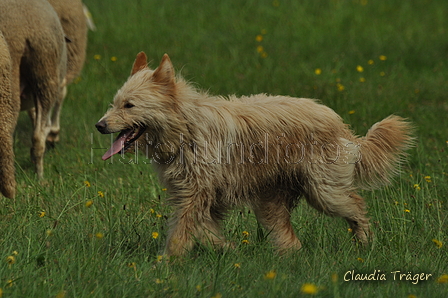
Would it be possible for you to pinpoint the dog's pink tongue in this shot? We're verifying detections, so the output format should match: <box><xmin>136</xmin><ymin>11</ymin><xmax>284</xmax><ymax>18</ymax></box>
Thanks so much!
<box><xmin>102</xmin><ymin>130</ymin><xmax>131</xmax><ymax>160</ymax></box>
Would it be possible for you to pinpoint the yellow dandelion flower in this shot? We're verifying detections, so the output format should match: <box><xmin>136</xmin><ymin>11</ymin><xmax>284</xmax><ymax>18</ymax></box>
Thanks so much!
<box><xmin>379</xmin><ymin>55</ymin><xmax>387</xmax><ymax>61</ymax></box>
<box><xmin>413</xmin><ymin>184</ymin><xmax>421</xmax><ymax>190</ymax></box>
<box><xmin>241</xmin><ymin>239</ymin><xmax>249</xmax><ymax>244</ymax></box>
<box><xmin>93</xmin><ymin>54</ymin><xmax>101</xmax><ymax>60</ymax></box>
<box><xmin>432</xmin><ymin>239</ymin><xmax>443</xmax><ymax>248</ymax></box>
<box><xmin>156</xmin><ymin>255</ymin><xmax>163</xmax><ymax>262</ymax></box>
<box><xmin>155</xmin><ymin>278</ymin><xmax>163</xmax><ymax>284</ymax></box>
<box><xmin>12</xmin><ymin>251</ymin><xmax>18</xmax><ymax>256</ymax></box>
<box><xmin>437</xmin><ymin>274</ymin><xmax>448</xmax><ymax>284</ymax></box>
<box><xmin>256</xmin><ymin>35</ymin><xmax>263</xmax><ymax>42</ymax></box>
<box><xmin>359</xmin><ymin>77</ymin><xmax>366</xmax><ymax>82</ymax></box>
<box><xmin>98</xmin><ymin>191</ymin><xmax>104</xmax><ymax>198</ymax></box>
<box><xmin>424</xmin><ymin>176</ymin><xmax>431</xmax><ymax>183</ymax></box>
<box><xmin>38</xmin><ymin>211</ymin><xmax>46</xmax><ymax>218</ymax></box>
<box><xmin>161</xmin><ymin>188</ymin><xmax>167</xmax><ymax>191</ymax></box>
<box><xmin>95</xmin><ymin>232</ymin><xmax>104</xmax><ymax>239</ymax></box>
<box><xmin>347</xmin><ymin>228</ymin><xmax>353</xmax><ymax>233</ymax></box>
<box><xmin>331</xmin><ymin>273</ymin><xmax>338</xmax><ymax>283</ymax></box>
<box><xmin>256</xmin><ymin>45</ymin><xmax>264</xmax><ymax>53</ymax></box>
<box><xmin>368</xmin><ymin>59</ymin><xmax>374</xmax><ymax>65</ymax></box>
<box><xmin>300</xmin><ymin>283</ymin><xmax>318</xmax><ymax>295</ymax></box>
<box><xmin>242</xmin><ymin>231</ymin><xmax>249</xmax><ymax>237</ymax></box>
<box><xmin>150</xmin><ymin>208</ymin><xmax>155</xmax><ymax>214</ymax></box>
<box><xmin>348</xmin><ymin>110</ymin><xmax>355</xmax><ymax>115</ymax></box>
<box><xmin>337</xmin><ymin>83</ymin><xmax>345</xmax><ymax>91</ymax></box>
<box><xmin>314</xmin><ymin>68</ymin><xmax>322</xmax><ymax>75</ymax></box>
<box><xmin>260</xmin><ymin>51</ymin><xmax>268</xmax><ymax>58</ymax></box>
<box><xmin>404</xmin><ymin>209</ymin><xmax>410</xmax><ymax>213</ymax></box>
<box><xmin>356</xmin><ymin>65</ymin><xmax>364</xmax><ymax>72</ymax></box>
<box><xmin>264</xmin><ymin>270</ymin><xmax>277</xmax><ymax>280</ymax></box>
<box><xmin>152</xmin><ymin>232</ymin><xmax>159</xmax><ymax>239</ymax></box>
<box><xmin>85</xmin><ymin>200</ymin><xmax>93</xmax><ymax>208</ymax></box>
<box><xmin>357</xmin><ymin>257</ymin><xmax>364</xmax><ymax>263</ymax></box>
<box><xmin>156</xmin><ymin>213</ymin><xmax>162</xmax><ymax>218</ymax></box>
<box><xmin>234</xmin><ymin>263</ymin><xmax>241</xmax><ymax>268</ymax></box>
<box><xmin>84</xmin><ymin>180</ymin><xmax>91</xmax><ymax>187</ymax></box>
<box><xmin>6</xmin><ymin>255</ymin><xmax>16</xmax><ymax>265</ymax></box>
<box><xmin>110</xmin><ymin>56</ymin><xmax>117</xmax><ymax>62</ymax></box>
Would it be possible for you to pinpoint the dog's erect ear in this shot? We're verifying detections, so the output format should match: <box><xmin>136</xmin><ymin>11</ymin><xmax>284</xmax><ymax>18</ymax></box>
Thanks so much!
<box><xmin>131</xmin><ymin>51</ymin><xmax>148</xmax><ymax>76</ymax></box>
<box><xmin>152</xmin><ymin>54</ymin><xmax>175</xmax><ymax>87</ymax></box>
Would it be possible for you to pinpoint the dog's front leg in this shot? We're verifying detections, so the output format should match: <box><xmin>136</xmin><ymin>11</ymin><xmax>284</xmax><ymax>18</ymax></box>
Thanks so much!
<box><xmin>164</xmin><ymin>207</ymin><xmax>197</xmax><ymax>256</ymax></box>
<box><xmin>163</xmin><ymin>192</ymin><xmax>227</xmax><ymax>256</ymax></box>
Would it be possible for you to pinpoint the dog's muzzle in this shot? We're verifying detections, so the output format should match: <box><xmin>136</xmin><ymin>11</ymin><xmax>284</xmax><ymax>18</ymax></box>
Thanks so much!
<box><xmin>95</xmin><ymin>119</ymin><xmax>110</xmax><ymax>134</ymax></box>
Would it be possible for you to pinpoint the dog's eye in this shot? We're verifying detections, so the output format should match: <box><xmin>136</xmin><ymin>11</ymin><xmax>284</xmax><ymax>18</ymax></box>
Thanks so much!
<box><xmin>124</xmin><ymin>102</ymin><xmax>134</xmax><ymax>109</ymax></box>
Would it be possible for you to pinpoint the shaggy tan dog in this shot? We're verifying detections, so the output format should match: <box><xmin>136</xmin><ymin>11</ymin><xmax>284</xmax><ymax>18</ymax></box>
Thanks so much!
<box><xmin>96</xmin><ymin>52</ymin><xmax>413</xmax><ymax>256</ymax></box>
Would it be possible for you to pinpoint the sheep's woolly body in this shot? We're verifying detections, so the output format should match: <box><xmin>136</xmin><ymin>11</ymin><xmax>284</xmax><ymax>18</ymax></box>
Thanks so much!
<box><xmin>48</xmin><ymin>0</ymin><xmax>87</xmax><ymax>84</ymax></box>
<box><xmin>0</xmin><ymin>0</ymin><xmax>67</xmax><ymax>198</ymax></box>
<box><xmin>0</xmin><ymin>31</ymin><xmax>15</xmax><ymax>199</ymax></box>
<box><xmin>97</xmin><ymin>53</ymin><xmax>414</xmax><ymax>256</ymax></box>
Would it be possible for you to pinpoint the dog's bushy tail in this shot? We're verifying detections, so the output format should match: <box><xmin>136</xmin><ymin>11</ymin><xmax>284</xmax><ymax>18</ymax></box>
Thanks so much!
<box><xmin>355</xmin><ymin>115</ymin><xmax>414</xmax><ymax>189</ymax></box>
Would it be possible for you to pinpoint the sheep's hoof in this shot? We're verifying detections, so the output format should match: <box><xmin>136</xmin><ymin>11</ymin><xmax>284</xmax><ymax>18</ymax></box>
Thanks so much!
<box><xmin>46</xmin><ymin>130</ymin><xmax>60</xmax><ymax>147</ymax></box>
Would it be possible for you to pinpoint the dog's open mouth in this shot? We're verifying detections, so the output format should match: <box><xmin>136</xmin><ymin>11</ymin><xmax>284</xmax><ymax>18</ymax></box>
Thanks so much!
<box><xmin>102</xmin><ymin>126</ymin><xmax>146</xmax><ymax>160</ymax></box>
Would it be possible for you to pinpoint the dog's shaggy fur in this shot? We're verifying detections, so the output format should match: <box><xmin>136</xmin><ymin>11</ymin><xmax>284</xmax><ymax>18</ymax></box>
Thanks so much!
<box><xmin>96</xmin><ymin>52</ymin><xmax>413</xmax><ymax>256</ymax></box>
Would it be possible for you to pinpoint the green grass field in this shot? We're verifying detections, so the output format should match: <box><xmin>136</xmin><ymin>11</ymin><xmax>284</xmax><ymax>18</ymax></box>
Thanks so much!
<box><xmin>1</xmin><ymin>0</ymin><xmax>447</xmax><ymax>297</ymax></box>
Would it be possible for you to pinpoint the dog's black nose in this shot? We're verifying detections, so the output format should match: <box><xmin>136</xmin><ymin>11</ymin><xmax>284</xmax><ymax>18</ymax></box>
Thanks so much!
<box><xmin>95</xmin><ymin>120</ymin><xmax>108</xmax><ymax>134</ymax></box>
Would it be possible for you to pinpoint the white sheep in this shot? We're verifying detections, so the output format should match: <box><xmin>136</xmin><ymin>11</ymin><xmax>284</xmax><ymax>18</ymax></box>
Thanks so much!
<box><xmin>0</xmin><ymin>0</ymin><xmax>67</xmax><ymax>196</ymax></box>
<box><xmin>48</xmin><ymin>0</ymin><xmax>88</xmax><ymax>85</ymax></box>
<box><xmin>44</xmin><ymin>0</ymin><xmax>88</xmax><ymax>144</ymax></box>
<box><xmin>0</xmin><ymin>30</ymin><xmax>16</xmax><ymax>199</ymax></box>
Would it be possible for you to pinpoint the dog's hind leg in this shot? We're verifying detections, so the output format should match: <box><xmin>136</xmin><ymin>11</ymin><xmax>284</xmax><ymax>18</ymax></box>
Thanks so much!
<box><xmin>304</xmin><ymin>184</ymin><xmax>372</xmax><ymax>246</ymax></box>
<box><xmin>344</xmin><ymin>192</ymin><xmax>372</xmax><ymax>245</ymax></box>
<box><xmin>253</xmin><ymin>191</ymin><xmax>302</xmax><ymax>253</ymax></box>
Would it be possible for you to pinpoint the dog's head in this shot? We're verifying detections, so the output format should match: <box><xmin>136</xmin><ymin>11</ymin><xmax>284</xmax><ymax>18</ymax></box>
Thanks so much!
<box><xmin>95</xmin><ymin>52</ymin><xmax>178</xmax><ymax>160</ymax></box>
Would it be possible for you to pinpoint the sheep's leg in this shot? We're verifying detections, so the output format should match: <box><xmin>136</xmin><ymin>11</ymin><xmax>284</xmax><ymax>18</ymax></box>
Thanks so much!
<box><xmin>46</xmin><ymin>79</ymin><xmax>67</xmax><ymax>144</ymax></box>
<box><xmin>31</xmin><ymin>98</ymin><xmax>52</xmax><ymax>179</ymax></box>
